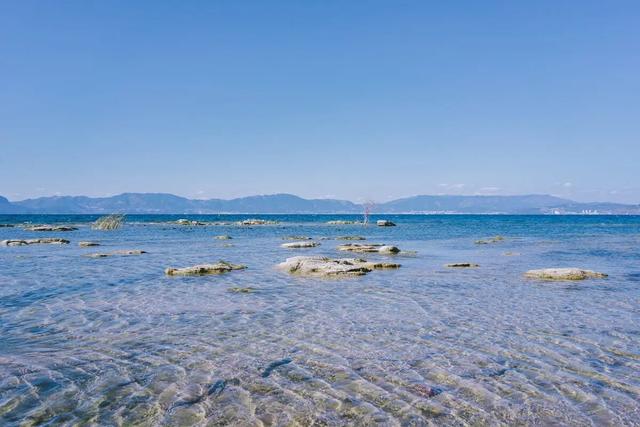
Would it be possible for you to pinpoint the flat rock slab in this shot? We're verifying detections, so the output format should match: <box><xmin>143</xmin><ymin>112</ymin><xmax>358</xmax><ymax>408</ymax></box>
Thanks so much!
<box><xmin>337</xmin><ymin>243</ymin><xmax>400</xmax><ymax>254</ymax></box>
<box><xmin>79</xmin><ymin>241</ymin><xmax>100</xmax><ymax>247</ymax></box>
<box><xmin>524</xmin><ymin>268</ymin><xmax>607</xmax><ymax>281</ymax></box>
<box><xmin>2</xmin><ymin>238</ymin><xmax>70</xmax><ymax>246</ymax></box>
<box><xmin>87</xmin><ymin>250</ymin><xmax>147</xmax><ymax>258</ymax></box>
<box><xmin>277</xmin><ymin>256</ymin><xmax>400</xmax><ymax>277</ymax></box>
<box><xmin>165</xmin><ymin>261</ymin><xmax>247</xmax><ymax>276</ymax></box>
<box><xmin>281</xmin><ymin>242</ymin><xmax>320</xmax><ymax>249</ymax></box>
<box><xmin>25</xmin><ymin>225</ymin><xmax>78</xmax><ymax>232</ymax></box>
<box><xmin>377</xmin><ymin>220</ymin><xmax>396</xmax><ymax>226</ymax></box>
<box><xmin>445</xmin><ymin>263</ymin><xmax>480</xmax><ymax>268</ymax></box>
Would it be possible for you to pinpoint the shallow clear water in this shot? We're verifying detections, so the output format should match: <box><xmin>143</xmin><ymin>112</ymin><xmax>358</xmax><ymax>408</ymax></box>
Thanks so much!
<box><xmin>1</xmin><ymin>215</ymin><xmax>639</xmax><ymax>426</ymax></box>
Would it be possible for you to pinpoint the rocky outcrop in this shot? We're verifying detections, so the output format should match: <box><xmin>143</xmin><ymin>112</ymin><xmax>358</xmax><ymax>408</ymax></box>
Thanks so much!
<box><xmin>376</xmin><ymin>220</ymin><xmax>396</xmax><ymax>227</ymax></box>
<box><xmin>335</xmin><ymin>236</ymin><xmax>366</xmax><ymax>240</ymax></box>
<box><xmin>337</xmin><ymin>243</ymin><xmax>400</xmax><ymax>254</ymax></box>
<box><xmin>86</xmin><ymin>250</ymin><xmax>147</xmax><ymax>258</ymax></box>
<box><xmin>277</xmin><ymin>256</ymin><xmax>400</xmax><ymax>277</ymax></box>
<box><xmin>475</xmin><ymin>236</ymin><xmax>504</xmax><ymax>244</ymax></box>
<box><xmin>524</xmin><ymin>268</ymin><xmax>607</xmax><ymax>281</ymax></box>
<box><xmin>1</xmin><ymin>238</ymin><xmax>70</xmax><ymax>246</ymax></box>
<box><xmin>78</xmin><ymin>241</ymin><xmax>100</xmax><ymax>247</ymax></box>
<box><xmin>165</xmin><ymin>261</ymin><xmax>246</xmax><ymax>276</ymax></box>
<box><xmin>281</xmin><ymin>241</ymin><xmax>320</xmax><ymax>249</ymax></box>
<box><xmin>25</xmin><ymin>225</ymin><xmax>78</xmax><ymax>231</ymax></box>
<box><xmin>445</xmin><ymin>263</ymin><xmax>479</xmax><ymax>268</ymax></box>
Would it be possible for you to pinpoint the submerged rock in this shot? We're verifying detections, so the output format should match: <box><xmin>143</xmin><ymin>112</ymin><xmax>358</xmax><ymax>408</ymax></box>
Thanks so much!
<box><xmin>86</xmin><ymin>249</ymin><xmax>147</xmax><ymax>258</ymax></box>
<box><xmin>1</xmin><ymin>238</ymin><xmax>70</xmax><ymax>246</ymax></box>
<box><xmin>165</xmin><ymin>261</ymin><xmax>246</xmax><ymax>276</ymax></box>
<box><xmin>337</xmin><ymin>243</ymin><xmax>400</xmax><ymax>254</ymax></box>
<box><xmin>445</xmin><ymin>263</ymin><xmax>479</xmax><ymax>268</ymax></box>
<box><xmin>25</xmin><ymin>225</ymin><xmax>78</xmax><ymax>232</ymax></box>
<box><xmin>524</xmin><ymin>268</ymin><xmax>607</xmax><ymax>281</ymax></box>
<box><xmin>475</xmin><ymin>236</ymin><xmax>505</xmax><ymax>245</ymax></box>
<box><xmin>281</xmin><ymin>241</ymin><xmax>320</xmax><ymax>249</ymax></box>
<box><xmin>335</xmin><ymin>236</ymin><xmax>366</xmax><ymax>240</ymax></box>
<box><xmin>277</xmin><ymin>256</ymin><xmax>400</xmax><ymax>277</ymax></box>
<box><xmin>78</xmin><ymin>241</ymin><xmax>100</xmax><ymax>247</ymax></box>
<box><xmin>214</xmin><ymin>235</ymin><xmax>233</xmax><ymax>240</ymax></box>
<box><xmin>376</xmin><ymin>220</ymin><xmax>396</xmax><ymax>227</ymax></box>
<box><xmin>228</xmin><ymin>287</ymin><xmax>256</xmax><ymax>293</ymax></box>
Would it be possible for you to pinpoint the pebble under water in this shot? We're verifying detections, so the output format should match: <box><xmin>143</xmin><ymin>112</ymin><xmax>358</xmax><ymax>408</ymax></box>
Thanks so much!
<box><xmin>1</xmin><ymin>214</ymin><xmax>639</xmax><ymax>426</ymax></box>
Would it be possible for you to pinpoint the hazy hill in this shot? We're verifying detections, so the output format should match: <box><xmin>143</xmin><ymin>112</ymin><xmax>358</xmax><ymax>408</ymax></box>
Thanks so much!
<box><xmin>1</xmin><ymin>193</ymin><xmax>639</xmax><ymax>214</ymax></box>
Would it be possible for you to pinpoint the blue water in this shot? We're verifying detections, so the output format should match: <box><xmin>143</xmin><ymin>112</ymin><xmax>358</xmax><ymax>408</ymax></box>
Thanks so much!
<box><xmin>1</xmin><ymin>215</ymin><xmax>639</xmax><ymax>426</ymax></box>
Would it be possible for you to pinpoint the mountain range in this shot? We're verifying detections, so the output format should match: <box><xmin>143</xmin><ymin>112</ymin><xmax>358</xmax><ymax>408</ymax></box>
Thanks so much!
<box><xmin>1</xmin><ymin>193</ymin><xmax>639</xmax><ymax>214</ymax></box>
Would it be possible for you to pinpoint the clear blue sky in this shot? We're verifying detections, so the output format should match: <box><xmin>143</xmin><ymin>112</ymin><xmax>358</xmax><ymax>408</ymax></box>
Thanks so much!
<box><xmin>1</xmin><ymin>1</ymin><xmax>639</xmax><ymax>203</ymax></box>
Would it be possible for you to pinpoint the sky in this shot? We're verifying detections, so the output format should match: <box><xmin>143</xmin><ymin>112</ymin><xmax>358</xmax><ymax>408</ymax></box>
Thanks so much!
<box><xmin>1</xmin><ymin>1</ymin><xmax>639</xmax><ymax>203</ymax></box>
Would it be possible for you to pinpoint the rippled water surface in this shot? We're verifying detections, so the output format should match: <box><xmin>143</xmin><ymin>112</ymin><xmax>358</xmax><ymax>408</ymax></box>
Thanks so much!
<box><xmin>1</xmin><ymin>215</ymin><xmax>639</xmax><ymax>426</ymax></box>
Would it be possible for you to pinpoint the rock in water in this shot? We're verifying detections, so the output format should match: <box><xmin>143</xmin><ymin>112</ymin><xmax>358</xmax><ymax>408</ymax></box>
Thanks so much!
<box><xmin>282</xmin><ymin>236</ymin><xmax>312</xmax><ymax>240</ymax></box>
<box><xmin>78</xmin><ymin>241</ymin><xmax>100</xmax><ymax>247</ymax></box>
<box><xmin>25</xmin><ymin>225</ymin><xmax>78</xmax><ymax>231</ymax></box>
<box><xmin>335</xmin><ymin>236</ymin><xmax>366</xmax><ymax>240</ymax></box>
<box><xmin>445</xmin><ymin>263</ymin><xmax>479</xmax><ymax>268</ymax></box>
<box><xmin>327</xmin><ymin>220</ymin><xmax>359</xmax><ymax>225</ymax></box>
<box><xmin>86</xmin><ymin>250</ymin><xmax>147</xmax><ymax>258</ymax></box>
<box><xmin>524</xmin><ymin>268</ymin><xmax>607</xmax><ymax>281</ymax></box>
<box><xmin>277</xmin><ymin>256</ymin><xmax>400</xmax><ymax>277</ymax></box>
<box><xmin>281</xmin><ymin>241</ymin><xmax>319</xmax><ymax>249</ymax></box>
<box><xmin>377</xmin><ymin>220</ymin><xmax>396</xmax><ymax>226</ymax></box>
<box><xmin>165</xmin><ymin>261</ymin><xmax>247</xmax><ymax>276</ymax></box>
<box><xmin>337</xmin><ymin>243</ymin><xmax>400</xmax><ymax>254</ymax></box>
<box><xmin>238</xmin><ymin>219</ymin><xmax>278</xmax><ymax>226</ymax></box>
<box><xmin>475</xmin><ymin>236</ymin><xmax>505</xmax><ymax>244</ymax></box>
<box><xmin>214</xmin><ymin>235</ymin><xmax>232</xmax><ymax>240</ymax></box>
<box><xmin>1</xmin><ymin>238</ymin><xmax>70</xmax><ymax>246</ymax></box>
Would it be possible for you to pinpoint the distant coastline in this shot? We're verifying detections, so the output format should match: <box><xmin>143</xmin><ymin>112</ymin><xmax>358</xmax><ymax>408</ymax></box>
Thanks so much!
<box><xmin>2</xmin><ymin>193</ymin><xmax>639</xmax><ymax>215</ymax></box>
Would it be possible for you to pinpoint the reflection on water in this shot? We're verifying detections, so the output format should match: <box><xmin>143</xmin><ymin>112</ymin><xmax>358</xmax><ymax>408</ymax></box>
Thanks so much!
<box><xmin>1</xmin><ymin>215</ymin><xmax>639</xmax><ymax>426</ymax></box>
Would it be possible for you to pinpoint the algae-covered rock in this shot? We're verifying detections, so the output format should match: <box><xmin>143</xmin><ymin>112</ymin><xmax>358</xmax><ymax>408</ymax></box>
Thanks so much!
<box><xmin>445</xmin><ymin>263</ymin><xmax>479</xmax><ymax>268</ymax></box>
<box><xmin>281</xmin><ymin>241</ymin><xmax>319</xmax><ymax>249</ymax></box>
<box><xmin>376</xmin><ymin>220</ymin><xmax>396</xmax><ymax>227</ymax></box>
<box><xmin>337</xmin><ymin>243</ymin><xmax>400</xmax><ymax>254</ymax></box>
<box><xmin>165</xmin><ymin>261</ymin><xmax>246</xmax><ymax>276</ymax></box>
<box><xmin>277</xmin><ymin>256</ymin><xmax>400</xmax><ymax>277</ymax></box>
<box><xmin>524</xmin><ymin>268</ymin><xmax>607</xmax><ymax>281</ymax></box>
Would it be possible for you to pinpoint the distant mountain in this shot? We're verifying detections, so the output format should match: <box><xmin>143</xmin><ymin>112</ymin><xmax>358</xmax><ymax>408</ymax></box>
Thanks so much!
<box><xmin>0</xmin><ymin>192</ymin><xmax>638</xmax><ymax>214</ymax></box>
<box><xmin>7</xmin><ymin>193</ymin><xmax>361</xmax><ymax>214</ymax></box>
<box><xmin>377</xmin><ymin>195</ymin><xmax>574</xmax><ymax>214</ymax></box>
